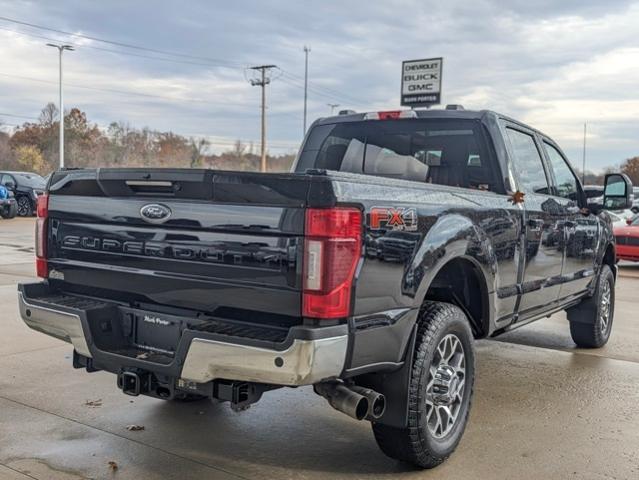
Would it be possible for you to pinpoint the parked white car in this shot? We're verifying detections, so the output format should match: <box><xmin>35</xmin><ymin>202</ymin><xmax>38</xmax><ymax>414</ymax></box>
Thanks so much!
<box><xmin>607</xmin><ymin>209</ymin><xmax>636</xmax><ymax>228</ymax></box>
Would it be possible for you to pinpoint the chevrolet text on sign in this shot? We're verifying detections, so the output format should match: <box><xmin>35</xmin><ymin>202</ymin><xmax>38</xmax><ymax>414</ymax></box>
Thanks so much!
<box><xmin>401</xmin><ymin>57</ymin><xmax>443</xmax><ymax>107</ymax></box>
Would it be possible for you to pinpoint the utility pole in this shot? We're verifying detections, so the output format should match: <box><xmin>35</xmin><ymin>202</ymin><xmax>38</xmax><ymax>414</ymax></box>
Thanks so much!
<box><xmin>249</xmin><ymin>65</ymin><xmax>277</xmax><ymax>172</ymax></box>
<box><xmin>582</xmin><ymin>122</ymin><xmax>587</xmax><ymax>184</ymax></box>
<box><xmin>46</xmin><ymin>43</ymin><xmax>74</xmax><ymax>169</ymax></box>
<box><xmin>303</xmin><ymin>46</ymin><xmax>310</xmax><ymax>136</ymax></box>
<box><xmin>327</xmin><ymin>103</ymin><xmax>340</xmax><ymax>115</ymax></box>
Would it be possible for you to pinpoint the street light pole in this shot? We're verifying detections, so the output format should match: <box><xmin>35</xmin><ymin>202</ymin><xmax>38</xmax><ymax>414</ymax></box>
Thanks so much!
<box><xmin>46</xmin><ymin>43</ymin><xmax>74</xmax><ymax>169</ymax></box>
<box><xmin>303</xmin><ymin>46</ymin><xmax>310</xmax><ymax>135</ymax></box>
<box><xmin>582</xmin><ymin>122</ymin><xmax>587</xmax><ymax>184</ymax></box>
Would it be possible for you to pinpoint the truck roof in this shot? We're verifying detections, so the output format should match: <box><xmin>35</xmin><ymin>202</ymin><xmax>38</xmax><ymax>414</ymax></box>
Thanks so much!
<box><xmin>314</xmin><ymin>108</ymin><xmax>550</xmax><ymax>139</ymax></box>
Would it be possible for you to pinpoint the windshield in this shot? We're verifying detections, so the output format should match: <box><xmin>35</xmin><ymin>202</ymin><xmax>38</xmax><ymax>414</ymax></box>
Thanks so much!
<box><xmin>297</xmin><ymin>119</ymin><xmax>503</xmax><ymax>193</ymax></box>
<box><xmin>13</xmin><ymin>173</ymin><xmax>45</xmax><ymax>188</ymax></box>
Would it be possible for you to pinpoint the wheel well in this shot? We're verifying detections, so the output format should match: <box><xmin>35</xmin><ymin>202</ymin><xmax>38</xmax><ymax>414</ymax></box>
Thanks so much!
<box><xmin>603</xmin><ymin>243</ymin><xmax>615</xmax><ymax>270</ymax></box>
<box><xmin>423</xmin><ymin>258</ymin><xmax>489</xmax><ymax>338</ymax></box>
<box><xmin>603</xmin><ymin>243</ymin><xmax>615</xmax><ymax>277</ymax></box>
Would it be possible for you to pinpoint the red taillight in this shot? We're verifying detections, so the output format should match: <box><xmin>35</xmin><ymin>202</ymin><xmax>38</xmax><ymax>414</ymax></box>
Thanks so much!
<box><xmin>303</xmin><ymin>207</ymin><xmax>362</xmax><ymax>319</ymax></box>
<box><xmin>35</xmin><ymin>193</ymin><xmax>49</xmax><ymax>278</ymax></box>
<box><xmin>378</xmin><ymin>110</ymin><xmax>402</xmax><ymax>120</ymax></box>
<box><xmin>363</xmin><ymin>110</ymin><xmax>417</xmax><ymax>120</ymax></box>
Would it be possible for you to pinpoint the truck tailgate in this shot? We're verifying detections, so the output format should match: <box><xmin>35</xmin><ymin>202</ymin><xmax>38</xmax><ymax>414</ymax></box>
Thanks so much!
<box><xmin>45</xmin><ymin>168</ymin><xmax>327</xmax><ymax>319</ymax></box>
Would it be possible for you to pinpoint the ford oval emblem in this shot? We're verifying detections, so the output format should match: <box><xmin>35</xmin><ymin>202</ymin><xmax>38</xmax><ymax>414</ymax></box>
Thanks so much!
<box><xmin>140</xmin><ymin>204</ymin><xmax>171</xmax><ymax>224</ymax></box>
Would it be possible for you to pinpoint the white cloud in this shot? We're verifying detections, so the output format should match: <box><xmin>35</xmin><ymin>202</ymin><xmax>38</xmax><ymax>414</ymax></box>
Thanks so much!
<box><xmin>0</xmin><ymin>0</ymin><xmax>637</xmax><ymax>169</ymax></box>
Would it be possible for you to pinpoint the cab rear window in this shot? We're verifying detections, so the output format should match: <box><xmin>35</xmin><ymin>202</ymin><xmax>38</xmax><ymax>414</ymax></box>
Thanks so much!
<box><xmin>297</xmin><ymin>119</ymin><xmax>502</xmax><ymax>193</ymax></box>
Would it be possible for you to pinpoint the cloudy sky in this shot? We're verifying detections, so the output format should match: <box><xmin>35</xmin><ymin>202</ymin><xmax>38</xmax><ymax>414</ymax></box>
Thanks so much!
<box><xmin>0</xmin><ymin>0</ymin><xmax>638</xmax><ymax>170</ymax></box>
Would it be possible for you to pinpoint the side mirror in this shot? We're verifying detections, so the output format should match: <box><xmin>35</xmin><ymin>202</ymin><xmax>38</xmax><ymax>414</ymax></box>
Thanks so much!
<box><xmin>602</xmin><ymin>173</ymin><xmax>633</xmax><ymax>210</ymax></box>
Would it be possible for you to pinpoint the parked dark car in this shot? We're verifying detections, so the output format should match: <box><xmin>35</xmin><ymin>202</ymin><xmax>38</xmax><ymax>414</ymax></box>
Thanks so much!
<box><xmin>0</xmin><ymin>185</ymin><xmax>17</xmax><ymax>219</ymax></box>
<box><xmin>0</xmin><ymin>171</ymin><xmax>46</xmax><ymax>216</ymax></box>
<box><xmin>18</xmin><ymin>108</ymin><xmax>632</xmax><ymax>469</ymax></box>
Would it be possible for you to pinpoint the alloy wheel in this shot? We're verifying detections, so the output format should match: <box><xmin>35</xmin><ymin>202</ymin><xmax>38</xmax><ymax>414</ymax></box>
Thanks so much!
<box><xmin>599</xmin><ymin>278</ymin><xmax>612</xmax><ymax>333</ymax></box>
<box><xmin>17</xmin><ymin>197</ymin><xmax>31</xmax><ymax>217</ymax></box>
<box><xmin>425</xmin><ymin>333</ymin><xmax>466</xmax><ymax>439</ymax></box>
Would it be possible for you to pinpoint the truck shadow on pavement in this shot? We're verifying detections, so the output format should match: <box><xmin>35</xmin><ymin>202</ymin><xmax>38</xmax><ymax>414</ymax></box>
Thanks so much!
<box><xmin>144</xmin><ymin>388</ymin><xmax>417</xmax><ymax>475</ymax></box>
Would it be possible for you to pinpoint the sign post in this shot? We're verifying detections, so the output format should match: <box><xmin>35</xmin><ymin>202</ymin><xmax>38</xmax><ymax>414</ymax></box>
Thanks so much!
<box><xmin>401</xmin><ymin>57</ymin><xmax>443</xmax><ymax>108</ymax></box>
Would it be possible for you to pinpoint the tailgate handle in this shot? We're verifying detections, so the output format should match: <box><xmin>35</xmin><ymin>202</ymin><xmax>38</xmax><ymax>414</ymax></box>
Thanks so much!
<box><xmin>125</xmin><ymin>180</ymin><xmax>178</xmax><ymax>195</ymax></box>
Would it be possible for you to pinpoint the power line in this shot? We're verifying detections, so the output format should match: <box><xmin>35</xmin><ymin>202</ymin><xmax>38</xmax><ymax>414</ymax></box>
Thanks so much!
<box><xmin>0</xmin><ymin>26</ymin><xmax>243</xmax><ymax>70</ymax></box>
<box><xmin>0</xmin><ymin>71</ymin><xmax>257</xmax><ymax>108</ymax></box>
<box><xmin>0</xmin><ymin>21</ymin><xmax>367</xmax><ymax>108</ymax></box>
<box><xmin>0</xmin><ymin>112</ymin><xmax>38</xmax><ymax>120</ymax></box>
<box><xmin>279</xmin><ymin>73</ymin><xmax>366</xmax><ymax>108</ymax></box>
<box><xmin>0</xmin><ymin>70</ymin><xmax>305</xmax><ymax>122</ymax></box>
<box><xmin>281</xmin><ymin>69</ymin><xmax>367</xmax><ymax>106</ymax></box>
<box><xmin>0</xmin><ymin>15</ymin><xmax>247</xmax><ymax>68</ymax></box>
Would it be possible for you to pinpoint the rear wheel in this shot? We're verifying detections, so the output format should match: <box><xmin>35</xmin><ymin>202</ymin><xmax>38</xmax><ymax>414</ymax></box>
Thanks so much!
<box><xmin>567</xmin><ymin>264</ymin><xmax>615</xmax><ymax>348</ymax></box>
<box><xmin>16</xmin><ymin>196</ymin><xmax>32</xmax><ymax>217</ymax></box>
<box><xmin>372</xmin><ymin>302</ymin><xmax>475</xmax><ymax>469</ymax></box>
<box><xmin>1</xmin><ymin>205</ymin><xmax>16</xmax><ymax>219</ymax></box>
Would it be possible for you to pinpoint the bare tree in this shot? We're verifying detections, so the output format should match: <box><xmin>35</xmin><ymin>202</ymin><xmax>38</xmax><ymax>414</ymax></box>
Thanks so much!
<box><xmin>39</xmin><ymin>103</ymin><xmax>59</xmax><ymax>127</ymax></box>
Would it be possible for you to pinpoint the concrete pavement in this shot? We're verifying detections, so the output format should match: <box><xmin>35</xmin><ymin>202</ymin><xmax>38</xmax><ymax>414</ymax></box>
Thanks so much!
<box><xmin>1</xmin><ymin>217</ymin><xmax>638</xmax><ymax>480</ymax></box>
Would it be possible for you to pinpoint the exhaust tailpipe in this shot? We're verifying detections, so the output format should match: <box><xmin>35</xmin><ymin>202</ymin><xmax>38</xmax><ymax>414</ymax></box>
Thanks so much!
<box><xmin>314</xmin><ymin>382</ymin><xmax>369</xmax><ymax>420</ymax></box>
<box><xmin>350</xmin><ymin>386</ymin><xmax>386</xmax><ymax>420</ymax></box>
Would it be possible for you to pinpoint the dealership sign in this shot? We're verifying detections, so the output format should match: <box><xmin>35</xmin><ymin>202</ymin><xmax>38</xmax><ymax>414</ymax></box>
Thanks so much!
<box><xmin>401</xmin><ymin>57</ymin><xmax>442</xmax><ymax>107</ymax></box>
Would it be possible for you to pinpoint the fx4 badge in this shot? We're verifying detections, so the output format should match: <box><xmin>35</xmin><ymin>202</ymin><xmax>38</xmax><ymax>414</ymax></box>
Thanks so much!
<box><xmin>369</xmin><ymin>207</ymin><xmax>418</xmax><ymax>231</ymax></box>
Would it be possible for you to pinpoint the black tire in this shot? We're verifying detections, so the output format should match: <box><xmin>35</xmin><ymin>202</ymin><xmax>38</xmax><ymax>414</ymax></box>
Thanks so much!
<box><xmin>7</xmin><ymin>203</ymin><xmax>17</xmax><ymax>219</ymax></box>
<box><xmin>16</xmin><ymin>196</ymin><xmax>33</xmax><ymax>217</ymax></box>
<box><xmin>567</xmin><ymin>264</ymin><xmax>615</xmax><ymax>348</ymax></box>
<box><xmin>1</xmin><ymin>206</ymin><xmax>12</xmax><ymax>219</ymax></box>
<box><xmin>372</xmin><ymin>302</ymin><xmax>475</xmax><ymax>469</ymax></box>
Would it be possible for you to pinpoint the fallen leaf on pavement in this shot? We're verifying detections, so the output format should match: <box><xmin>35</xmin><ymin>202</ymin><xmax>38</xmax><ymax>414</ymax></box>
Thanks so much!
<box><xmin>126</xmin><ymin>424</ymin><xmax>145</xmax><ymax>431</ymax></box>
<box><xmin>108</xmin><ymin>460</ymin><xmax>118</xmax><ymax>471</ymax></box>
<box><xmin>85</xmin><ymin>399</ymin><xmax>103</xmax><ymax>407</ymax></box>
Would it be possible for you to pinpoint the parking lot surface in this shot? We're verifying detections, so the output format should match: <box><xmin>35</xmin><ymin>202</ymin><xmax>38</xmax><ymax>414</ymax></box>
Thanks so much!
<box><xmin>1</xmin><ymin>217</ymin><xmax>638</xmax><ymax>480</ymax></box>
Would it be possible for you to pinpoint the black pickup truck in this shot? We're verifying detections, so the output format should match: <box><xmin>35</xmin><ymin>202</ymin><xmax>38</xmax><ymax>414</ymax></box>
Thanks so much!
<box><xmin>18</xmin><ymin>108</ymin><xmax>632</xmax><ymax>468</ymax></box>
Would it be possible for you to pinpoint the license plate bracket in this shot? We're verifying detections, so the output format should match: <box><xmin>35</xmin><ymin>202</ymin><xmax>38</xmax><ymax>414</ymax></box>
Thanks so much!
<box><xmin>134</xmin><ymin>312</ymin><xmax>182</xmax><ymax>355</ymax></box>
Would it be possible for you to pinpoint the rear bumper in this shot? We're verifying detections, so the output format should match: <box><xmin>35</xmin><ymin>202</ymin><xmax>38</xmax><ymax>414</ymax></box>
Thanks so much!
<box><xmin>19</xmin><ymin>291</ymin><xmax>92</xmax><ymax>357</ymax></box>
<box><xmin>18</xmin><ymin>283</ymin><xmax>348</xmax><ymax>387</ymax></box>
<box><xmin>180</xmin><ymin>336</ymin><xmax>347</xmax><ymax>385</ymax></box>
<box><xmin>0</xmin><ymin>198</ymin><xmax>16</xmax><ymax>208</ymax></box>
